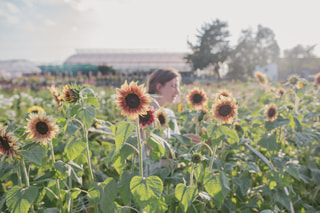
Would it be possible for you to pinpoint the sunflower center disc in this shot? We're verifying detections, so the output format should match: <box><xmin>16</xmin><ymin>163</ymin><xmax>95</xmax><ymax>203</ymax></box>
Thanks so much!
<box><xmin>140</xmin><ymin>111</ymin><xmax>151</xmax><ymax>122</ymax></box>
<box><xmin>158</xmin><ymin>115</ymin><xmax>165</xmax><ymax>125</ymax></box>
<box><xmin>193</xmin><ymin>94</ymin><xmax>203</xmax><ymax>104</ymax></box>
<box><xmin>258</xmin><ymin>76</ymin><xmax>265</xmax><ymax>83</ymax></box>
<box><xmin>36</xmin><ymin>122</ymin><xmax>49</xmax><ymax>135</ymax></box>
<box><xmin>268</xmin><ymin>108</ymin><xmax>276</xmax><ymax>117</ymax></box>
<box><xmin>125</xmin><ymin>93</ymin><xmax>140</xmax><ymax>108</ymax></box>
<box><xmin>219</xmin><ymin>105</ymin><xmax>232</xmax><ymax>117</ymax></box>
<box><xmin>0</xmin><ymin>136</ymin><xmax>10</xmax><ymax>151</ymax></box>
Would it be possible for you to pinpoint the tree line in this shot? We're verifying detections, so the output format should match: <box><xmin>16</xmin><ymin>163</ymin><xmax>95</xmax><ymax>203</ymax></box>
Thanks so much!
<box><xmin>185</xmin><ymin>19</ymin><xmax>319</xmax><ymax>80</ymax></box>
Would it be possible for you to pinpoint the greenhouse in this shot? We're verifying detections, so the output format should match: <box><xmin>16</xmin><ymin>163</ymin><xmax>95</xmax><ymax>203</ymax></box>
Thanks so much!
<box><xmin>64</xmin><ymin>49</ymin><xmax>191</xmax><ymax>74</ymax></box>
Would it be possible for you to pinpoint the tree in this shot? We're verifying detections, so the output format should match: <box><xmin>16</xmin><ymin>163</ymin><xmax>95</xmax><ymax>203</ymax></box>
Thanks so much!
<box><xmin>281</xmin><ymin>44</ymin><xmax>318</xmax><ymax>75</ymax></box>
<box><xmin>185</xmin><ymin>19</ymin><xmax>231</xmax><ymax>79</ymax></box>
<box><xmin>228</xmin><ymin>25</ymin><xmax>280</xmax><ymax>79</ymax></box>
<box><xmin>98</xmin><ymin>64</ymin><xmax>118</xmax><ymax>75</ymax></box>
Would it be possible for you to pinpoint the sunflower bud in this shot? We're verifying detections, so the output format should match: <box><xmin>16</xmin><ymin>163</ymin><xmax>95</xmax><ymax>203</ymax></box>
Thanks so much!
<box><xmin>288</xmin><ymin>74</ymin><xmax>298</xmax><ymax>85</ymax></box>
<box><xmin>191</xmin><ymin>153</ymin><xmax>201</xmax><ymax>164</ymax></box>
<box><xmin>62</xmin><ymin>85</ymin><xmax>79</xmax><ymax>102</ymax></box>
<box><xmin>234</xmin><ymin>122</ymin><xmax>242</xmax><ymax>131</ymax></box>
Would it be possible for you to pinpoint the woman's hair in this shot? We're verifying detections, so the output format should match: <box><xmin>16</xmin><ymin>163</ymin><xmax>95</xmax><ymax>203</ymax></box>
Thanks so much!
<box><xmin>146</xmin><ymin>68</ymin><xmax>181</xmax><ymax>94</ymax></box>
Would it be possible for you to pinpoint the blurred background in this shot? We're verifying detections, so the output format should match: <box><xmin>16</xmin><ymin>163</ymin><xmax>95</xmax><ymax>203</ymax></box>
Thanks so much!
<box><xmin>0</xmin><ymin>0</ymin><xmax>319</xmax><ymax>84</ymax></box>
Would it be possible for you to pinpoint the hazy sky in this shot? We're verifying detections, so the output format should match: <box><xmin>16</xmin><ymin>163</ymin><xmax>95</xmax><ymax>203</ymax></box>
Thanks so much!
<box><xmin>0</xmin><ymin>0</ymin><xmax>319</xmax><ymax>64</ymax></box>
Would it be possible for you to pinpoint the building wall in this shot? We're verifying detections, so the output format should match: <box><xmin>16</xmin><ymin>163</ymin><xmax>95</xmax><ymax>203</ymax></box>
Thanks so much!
<box><xmin>253</xmin><ymin>63</ymin><xmax>278</xmax><ymax>81</ymax></box>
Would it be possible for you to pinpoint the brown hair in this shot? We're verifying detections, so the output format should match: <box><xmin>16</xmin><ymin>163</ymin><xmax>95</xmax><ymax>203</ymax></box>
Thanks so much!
<box><xmin>146</xmin><ymin>68</ymin><xmax>181</xmax><ymax>94</ymax></box>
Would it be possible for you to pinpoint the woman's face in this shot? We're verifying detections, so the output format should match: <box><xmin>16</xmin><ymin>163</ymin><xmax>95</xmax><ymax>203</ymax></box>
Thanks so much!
<box><xmin>157</xmin><ymin>77</ymin><xmax>180</xmax><ymax>105</ymax></box>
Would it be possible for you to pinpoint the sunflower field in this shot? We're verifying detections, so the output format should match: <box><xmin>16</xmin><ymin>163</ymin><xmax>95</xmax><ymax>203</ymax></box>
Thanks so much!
<box><xmin>0</xmin><ymin>72</ymin><xmax>320</xmax><ymax>213</ymax></box>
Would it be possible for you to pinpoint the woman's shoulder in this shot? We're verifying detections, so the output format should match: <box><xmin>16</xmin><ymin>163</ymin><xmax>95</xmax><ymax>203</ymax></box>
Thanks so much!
<box><xmin>163</xmin><ymin>108</ymin><xmax>175</xmax><ymax>116</ymax></box>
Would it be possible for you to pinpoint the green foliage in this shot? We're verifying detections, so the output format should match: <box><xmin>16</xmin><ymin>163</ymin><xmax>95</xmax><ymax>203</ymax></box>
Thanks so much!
<box><xmin>1</xmin><ymin>76</ymin><xmax>320</xmax><ymax>212</ymax></box>
<box><xmin>185</xmin><ymin>19</ymin><xmax>230</xmax><ymax>78</ymax></box>
<box><xmin>228</xmin><ymin>25</ymin><xmax>280</xmax><ymax>78</ymax></box>
<box><xmin>6</xmin><ymin>186</ymin><xmax>38</xmax><ymax>213</ymax></box>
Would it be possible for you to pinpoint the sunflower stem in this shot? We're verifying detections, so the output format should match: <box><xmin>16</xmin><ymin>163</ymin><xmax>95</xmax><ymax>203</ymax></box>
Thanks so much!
<box><xmin>67</xmin><ymin>167</ymin><xmax>72</xmax><ymax>213</ymax></box>
<box><xmin>136</xmin><ymin>119</ymin><xmax>144</xmax><ymax>177</ymax></box>
<box><xmin>195</xmin><ymin>111</ymin><xmax>199</xmax><ymax>135</ymax></box>
<box><xmin>70</xmin><ymin>118</ymin><xmax>97</xmax><ymax>212</ymax></box>
<box><xmin>209</xmin><ymin>145</ymin><xmax>218</xmax><ymax>171</ymax></box>
<box><xmin>84</xmin><ymin>127</ymin><xmax>95</xmax><ymax>182</ymax></box>
<box><xmin>49</xmin><ymin>141</ymin><xmax>63</xmax><ymax>213</ymax></box>
<box><xmin>17</xmin><ymin>163</ymin><xmax>22</xmax><ymax>187</ymax></box>
<box><xmin>21</xmin><ymin>159</ymin><xmax>35</xmax><ymax>213</ymax></box>
<box><xmin>70</xmin><ymin>118</ymin><xmax>95</xmax><ymax>182</ymax></box>
<box><xmin>131</xmin><ymin>152</ymin><xmax>136</xmax><ymax>172</ymax></box>
<box><xmin>190</xmin><ymin>163</ymin><xmax>194</xmax><ymax>186</ymax></box>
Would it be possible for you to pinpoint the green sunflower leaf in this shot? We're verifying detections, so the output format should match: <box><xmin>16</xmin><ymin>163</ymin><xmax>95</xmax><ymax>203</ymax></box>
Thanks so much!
<box><xmin>175</xmin><ymin>183</ymin><xmax>198</xmax><ymax>212</ymax></box>
<box><xmin>20</xmin><ymin>144</ymin><xmax>43</xmax><ymax>166</ymax></box>
<box><xmin>77</xmin><ymin>106</ymin><xmax>96</xmax><ymax>129</ymax></box>
<box><xmin>6</xmin><ymin>186</ymin><xmax>38</xmax><ymax>213</ymax></box>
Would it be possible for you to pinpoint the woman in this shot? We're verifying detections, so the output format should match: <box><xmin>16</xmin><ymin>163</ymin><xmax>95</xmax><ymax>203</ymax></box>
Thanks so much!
<box><xmin>147</xmin><ymin>68</ymin><xmax>201</xmax><ymax>142</ymax></box>
<box><xmin>144</xmin><ymin>68</ymin><xmax>201</xmax><ymax>173</ymax></box>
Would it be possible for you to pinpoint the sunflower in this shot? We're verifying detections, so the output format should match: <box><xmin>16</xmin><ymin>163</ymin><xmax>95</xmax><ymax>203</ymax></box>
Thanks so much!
<box><xmin>139</xmin><ymin>107</ymin><xmax>156</xmax><ymax>128</ymax></box>
<box><xmin>268</xmin><ymin>87</ymin><xmax>276</xmax><ymax>93</ymax></box>
<box><xmin>234</xmin><ymin>122</ymin><xmax>242</xmax><ymax>132</ymax></box>
<box><xmin>212</xmin><ymin>96</ymin><xmax>237</xmax><ymax>124</ymax></box>
<box><xmin>61</xmin><ymin>85</ymin><xmax>78</xmax><ymax>103</ymax></box>
<box><xmin>25</xmin><ymin>113</ymin><xmax>59</xmax><ymax>145</ymax></box>
<box><xmin>0</xmin><ymin>126</ymin><xmax>19</xmax><ymax>161</ymax></box>
<box><xmin>27</xmin><ymin>106</ymin><xmax>45</xmax><ymax>114</ymax></box>
<box><xmin>288</xmin><ymin>74</ymin><xmax>298</xmax><ymax>85</ymax></box>
<box><xmin>197</xmin><ymin>107</ymin><xmax>208</xmax><ymax>122</ymax></box>
<box><xmin>155</xmin><ymin>108</ymin><xmax>169</xmax><ymax>129</ymax></box>
<box><xmin>215</xmin><ymin>89</ymin><xmax>234</xmax><ymax>101</ymax></box>
<box><xmin>254</xmin><ymin>71</ymin><xmax>269</xmax><ymax>86</ymax></box>
<box><xmin>115</xmin><ymin>81</ymin><xmax>152</xmax><ymax>120</ymax></box>
<box><xmin>278</xmin><ymin>87</ymin><xmax>285</xmax><ymax>97</ymax></box>
<box><xmin>265</xmin><ymin>104</ymin><xmax>278</xmax><ymax>122</ymax></box>
<box><xmin>177</xmin><ymin>104</ymin><xmax>182</xmax><ymax>113</ymax></box>
<box><xmin>187</xmin><ymin>88</ymin><xmax>208</xmax><ymax>109</ymax></box>
<box><xmin>314</xmin><ymin>72</ymin><xmax>320</xmax><ymax>87</ymax></box>
<box><xmin>48</xmin><ymin>85</ymin><xmax>63</xmax><ymax>107</ymax></box>
<box><xmin>298</xmin><ymin>82</ymin><xmax>304</xmax><ymax>88</ymax></box>
<box><xmin>191</xmin><ymin>153</ymin><xmax>202</xmax><ymax>164</ymax></box>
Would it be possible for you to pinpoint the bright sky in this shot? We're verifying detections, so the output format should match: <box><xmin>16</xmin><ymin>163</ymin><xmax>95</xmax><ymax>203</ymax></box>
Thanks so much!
<box><xmin>0</xmin><ymin>0</ymin><xmax>319</xmax><ymax>64</ymax></box>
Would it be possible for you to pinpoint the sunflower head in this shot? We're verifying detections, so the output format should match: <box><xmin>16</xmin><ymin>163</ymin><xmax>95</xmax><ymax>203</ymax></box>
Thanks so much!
<box><xmin>288</xmin><ymin>74</ymin><xmax>299</xmax><ymax>85</ymax></box>
<box><xmin>155</xmin><ymin>108</ymin><xmax>169</xmax><ymax>130</ymax></box>
<box><xmin>212</xmin><ymin>96</ymin><xmax>238</xmax><ymax>124</ymax></box>
<box><xmin>265</xmin><ymin>103</ymin><xmax>278</xmax><ymax>122</ymax></box>
<box><xmin>298</xmin><ymin>82</ymin><xmax>305</xmax><ymax>88</ymax></box>
<box><xmin>197</xmin><ymin>107</ymin><xmax>208</xmax><ymax>122</ymax></box>
<box><xmin>116</xmin><ymin>81</ymin><xmax>152</xmax><ymax>120</ymax></box>
<box><xmin>0</xmin><ymin>126</ymin><xmax>20</xmax><ymax>161</ymax></box>
<box><xmin>187</xmin><ymin>88</ymin><xmax>208</xmax><ymax>109</ymax></box>
<box><xmin>191</xmin><ymin>153</ymin><xmax>202</xmax><ymax>164</ymax></box>
<box><xmin>215</xmin><ymin>90</ymin><xmax>234</xmax><ymax>101</ymax></box>
<box><xmin>278</xmin><ymin>87</ymin><xmax>285</xmax><ymax>97</ymax></box>
<box><xmin>62</xmin><ymin>84</ymin><xmax>80</xmax><ymax>103</ymax></box>
<box><xmin>286</xmin><ymin>103</ymin><xmax>294</xmax><ymax>111</ymax></box>
<box><xmin>314</xmin><ymin>72</ymin><xmax>320</xmax><ymax>87</ymax></box>
<box><xmin>254</xmin><ymin>71</ymin><xmax>269</xmax><ymax>86</ymax></box>
<box><xmin>177</xmin><ymin>104</ymin><xmax>182</xmax><ymax>113</ymax></box>
<box><xmin>27</xmin><ymin>106</ymin><xmax>45</xmax><ymax>115</ymax></box>
<box><xmin>139</xmin><ymin>107</ymin><xmax>156</xmax><ymax>128</ymax></box>
<box><xmin>234</xmin><ymin>122</ymin><xmax>242</xmax><ymax>132</ymax></box>
<box><xmin>48</xmin><ymin>85</ymin><xmax>63</xmax><ymax>107</ymax></box>
<box><xmin>268</xmin><ymin>87</ymin><xmax>276</xmax><ymax>93</ymax></box>
<box><xmin>25</xmin><ymin>113</ymin><xmax>59</xmax><ymax>145</ymax></box>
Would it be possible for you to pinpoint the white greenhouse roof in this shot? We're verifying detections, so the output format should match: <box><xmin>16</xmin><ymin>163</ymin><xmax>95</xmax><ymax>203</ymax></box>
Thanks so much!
<box><xmin>64</xmin><ymin>49</ymin><xmax>192</xmax><ymax>73</ymax></box>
